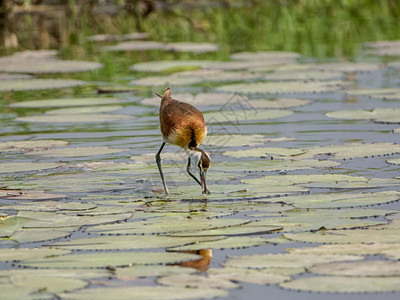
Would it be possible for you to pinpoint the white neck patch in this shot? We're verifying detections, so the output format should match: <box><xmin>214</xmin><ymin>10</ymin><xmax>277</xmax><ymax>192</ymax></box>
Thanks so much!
<box><xmin>186</xmin><ymin>149</ymin><xmax>202</xmax><ymax>169</ymax></box>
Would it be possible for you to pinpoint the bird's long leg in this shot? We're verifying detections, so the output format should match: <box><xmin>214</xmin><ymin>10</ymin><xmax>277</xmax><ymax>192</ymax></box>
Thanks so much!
<box><xmin>186</xmin><ymin>157</ymin><xmax>202</xmax><ymax>186</ymax></box>
<box><xmin>155</xmin><ymin>142</ymin><xmax>169</xmax><ymax>195</ymax></box>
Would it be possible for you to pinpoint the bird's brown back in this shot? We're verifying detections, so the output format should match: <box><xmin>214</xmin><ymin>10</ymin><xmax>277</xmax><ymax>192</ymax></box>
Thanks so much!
<box><xmin>160</xmin><ymin>98</ymin><xmax>207</xmax><ymax>149</ymax></box>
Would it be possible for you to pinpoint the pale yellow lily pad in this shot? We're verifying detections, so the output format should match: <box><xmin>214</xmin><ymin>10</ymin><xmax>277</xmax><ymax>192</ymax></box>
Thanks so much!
<box><xmin>0</xmin><ymin>79</ymin><xmax>86</xmax><ymax>92</ymax></box>
<box><xmin>280</xmin><ymin>276</ymin><xmax>400</xmax><ymax>293</ymax></box>
<box><xmin>28</xmin><ymin>146</ymin><xmax>129</xmax><ymax>157</ymax></box>
<box><xmin>0</xmin><ymin>139</ymin><xmax>68</xmax><ymax>152</ymax></box>
<box><xmin>10</xmin><ymin>98</ymin><xmax>125</xmax><ymax>108</ymax></box>
<box><xmin>15</xmin><ymin>114</ymin><xmax>133</xmax><ymax>123</ymax></box>
<box><xmin>0</xmin><ymin>162</ymin><xmax>59</xmax><ymax>173</ymax></box>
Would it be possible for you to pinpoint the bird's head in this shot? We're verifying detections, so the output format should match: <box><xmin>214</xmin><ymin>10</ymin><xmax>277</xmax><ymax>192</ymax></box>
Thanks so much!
<box><xmin>187</xmin><ymin>148</ymin><xmax>211</xmax><ymax>195</ymax></box>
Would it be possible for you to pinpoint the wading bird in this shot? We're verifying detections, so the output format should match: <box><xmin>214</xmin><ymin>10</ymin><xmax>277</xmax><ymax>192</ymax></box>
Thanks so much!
<box><xmin>155</xmin><ymin>88</ymin><xmax>210</xmax><ymax>195</ymax></box>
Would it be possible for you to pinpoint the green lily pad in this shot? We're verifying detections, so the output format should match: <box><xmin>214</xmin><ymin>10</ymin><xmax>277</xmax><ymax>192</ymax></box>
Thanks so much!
<box><xmin>157</xmin><ymin>273</ymin><xmax>239</xmax><ymax>289</ymax></box>
<box><xmin>102</xmin><ymin>41</ymin><xmax>165</xmax><ymax>51</ymax></box>
<box><xmin>242</xmin><ymin>174</ymin><xmax>399</xmax><ymax>189</ymax></box>
<box><xmin>59</xmin><ymin>286</ymin><xmax>228</xmax><ymax>300</ymax></box>
<box><xmin>167</xmin><ymin>236</ymin><xmax>270</xmax><ymax>250</ymax></box>
<box><xmin>0</xmin><ymin>60</ymin><xmax>102</xmax><ymax>74</ymax></box>
<box><xmin>216</xmin><ymin>80</ymin><xmax>348</xmax><ymax>94</ymax></box>
<box><xmin>387</xmin><ymin>158</ymin><xmax>400</xmax><ymax>165</ymax></box>
<box><xmin>326</xmin><ymin>108</ymin><xmax>400</xmax><ymax>123</ymax></box>
<box><xmin>10</xmin><ymin>274</ymin><xmax>88</xmax><ymax>293</ymax></box>
<box><xmin>48</xmin><ymin>235</ymin><xmax>224</xmax><ymax>250</ymax></box>
<box><xmin>280</xmin><ymin>276</ymin><xmax>400</xmax><ymax>293</ymax></box>
<box><xmin>309</xmin><ymin>260</ymin><xmax>400</xmax><ymax>277</ymax></box>
<box><xmin>0</xmin><ymin>139</ymin><xmax>68</xmax><ymax>152</ymax></box>
<box><xmin>28</xmin><ymin>146</ymin><xmax>129</xmax><ymax>157</ymax></box>
<box><xmin>224</xmin><ymin>253</ymin><xmax>362</xmax><ymax>269</ymax></box>
<box><xmin>284</xmin><ymin>228</ymin><xmax>400</xmax><ymax>244</ymax></box>
<box><xmin>0</xmin><ymin>189</ymin><xmax>67</xmax><ymax>200</ymax></box>
<box><xmin>0</xmin><ymin>162</ymin><xmax>59</xmax><ymax>173</ymax></box>
<box><xmin>2</xmin><ymin>228</ymin><xmax>76</xmax><ymax>245</ymax></box>
<box><xmin>87</xmin><ymin>217</ymin><xmax>250</xmax><ymax>235</ymax></box>
<box><xmin>18</xmin><ymin>251</ymin><xmax>201</xmax><ymax>268</ymax></box>
<box><xmin>224</xmin><ymin>147</ymin><xmax>305</xmax><ymax>158</ymax></box>
<box><xmin>2</xmin><ymin>201</ymin><xmax>96</xmax><ymax>211</ymax></box>
<box><xmin>0</xmin><ymin>215</ymin><xmax>36</xmax><ymax>237</ymax></box>
<box><xmin>0</xmin><ymin>268</ymin><xmax>110</xmax><ymax>280</ymax></box>
<box><xmin>284</xmin><ymin>191</ymin><xmax>400</xmax><ymax>209</ymax></box>
<box><xmin>0</xmin><ymin>285</ymin><xmax>38</xmax><ymax>300</ymax></box>
<box><xmin>130</xmin><ymin>60</ymin><xmax>213</xmax><ymax>73</ymax></box>
<box><xmin>208</xmin><ymin>267</ymin><xmax>291</xmax><ymax>285</ymax></box>
<box><xmin>45</xmin><ymin>105</ymin><xmax>123</xmax><ymax>115</ymax></box>
<box><xmin>10</xmin><ymin>98</ymin><xmax>125</xmax><ymax>108</ymax></box>
<box><xmin>288</xmin><ymin>243</ymin><xmax>400</xmax><ymax>256</ymax></box>
<box><xmin>15</xmin><ymin>113</ymin><xmax>134</xmax><ymax>123</ymax></box>
<box><xmin>0</xmin><ymin>79</ymin><xmax>86</xmax><ymax>92</ymax></box>
<box><xmin>165</xmin><ymin>42</ymin><xmax>219</xmax><ymax>53</ymax></box>
<box><xmin>263</xmin><ymin>70</ymin><xmax>344</xmax><ymax>81</ymax></box>
<box><xmin>249</xmin><ymin>98</ymin><xmax>312</xmax><ymax>109</ymax></box>
<box><xmin>231</xmin><ymin>51</ymin><xmax>300</xmax><ymax>61</ymax></box>
<box><xmin>204</xmin><ymin>135</ymin><xmax>296</xmax><ymax>147</ymax></box>
<box><xmin>19</xmin><ymin>211</ymin><xmax>132</xmax><ymax>228</ymax></box>
<box><xmin>345</xmin><ymin>88</ymin><xmax>400</xmax><ymax>97</ymax></box>
<box><xmin>0</xmin><ymin>248</ymin><xmax>70</xmax><ymax>261</ymax></box>
<box><xmin>310</xmin><ymin>62</ymin><xmax>382</xmax><ymax>72</ymax></box>
<box><xmin>116</xmin><ymin>265</ymin><xmax>195</xmax><ymax>278</ymax></box>
<box><xmin>204</xmin><ymin>109</ymin><xmax>293</xmax><ymax>123</ymax></box>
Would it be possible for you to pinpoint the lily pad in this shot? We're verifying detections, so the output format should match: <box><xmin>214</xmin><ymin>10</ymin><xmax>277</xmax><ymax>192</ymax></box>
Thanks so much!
<box><xmin>28</xmin><ymin>146</ymin><xmax>129</xmax><ymax>157</ymax></box>
<box><xmin>18</xmin><ymin>251</ymin><xmax>201</xmax><ymax>268</ymax></box>
<box><xmin>15</xmin><ymin>113</ymin><xmax>133</xmax><ymax>123</ymax></box>
<box><xmin>231</xmin><ymin>51</ymin><xmax>300</xmax><ymax>61</ymax></box>
<box><xmin>102</xmin><ymin>41</ymin><xmax>165</xmax><ymax>51</ymax></box>
<box><xmin>288</xmin><ymin>243</ymin><xmax>400</xmax><ymax>256</ymax></box>
<box><xmin>204</xmin><ymin>135</ymin><xmax>296</xmax><ymax>147</ymax></box>
<box><xmin>0</xmin><ymin>248</ymin><xmax>70</xmax><ymax>261</ymax></box>
<box><xmin>263</xmin><ymin>70</ymin><xmax>344</xmax><ymax>81</ymax></box>
<box><xmin>116</xmin><ymin>265</ymin><xmax>195</xmax><ymax>278</ymax></box>
<box><xmin>0</xmin><ymin>162</ymin><xmax>59</xmax><ymax>173</ymax></box>
<box><xmin>224</xmin><ymin>147</ymin><xmax>305</xmax><ymax>158</ymax></box>
<box><xmin>0</xmin><ymin>79</ymin><xmax>86</xmax><ymax>92</ymax></box>
<box><xmin>309</xmin><ymin>260</ymin><xmax>400</xmax><ymax>277</ymax></box>
<box><xmin>10</xmin><ymin>274</ymin><xmax>88</xmax><ymax>293</ymax></box>
<box><xmin>48</xmin><ymin>235</ymin><xmax>224</xmax><ymax>250</ymax></box>
<box><xmin>157</xmin><ymin>273</ymin><xmax>239</xmax><ymax>289</ymax></box>
<box><xmin>310</xmin><ymin>62</ymin><xmax>382</xmax><ymax>73</ymax></box>
<box><xmin>131</xmin><ymin>60</ymin><xmax>212</xmax><ymax>73</ymax></box>
<box><xmin>0</xmin><ymin>73</ymin><xmax>33</xmax><ymax>80</ymax></box>
<box><xmin>10</xmin><ymin>98</ymin><xmax>125</xmax><ymax>108</ymax></box>
<box><xmin>224</xmin><ymin>253</ymin><xmax>362</xmax><ymax>269</ymax></box>
<box><xmin>249</xmin><ymin>98</ymin><xmax>312</xmax><ymax>109</ymax></box>
<box><xmin>216</xmin><ymin>80</ymin><xmax>348</xmax><ymax>94</ymax></box>
<box><xmin>280</xmin><ymin>276</ymin><xmax>400</xmax><ymax>293</ymax></box>
<box><xmin>167</xmin><ymin>236</ymin><xmax>270</xmax><ymax>250</ymax></box>
<box><xmin>45</xmin><ymin>105</ymin><xmax>123</xmax><ymax>115</ymax></box>
<box><xmin>204</xmin><ymin>109</ymin><xmax>293</xmax><ymax>123</ymax></box>
<box><xmin>0</xmin><ymin>60</ymin><xmax>102</xmax><ymax>74</ymax></box>
<box><xmin>208</xmin><ymin>267</ymin><xmax>291</xmax><ymax>285</ymax></box>
<box><xmin>2</xmin><ymin>201</ymin><xmax>96</xmax><ymax>211</ymax></box>
<box><xmin>283</xmin><ymin>191</ymin><xmax>400</xmax><ymax>209</ymax></box>
<box><xmin>59</xmin><ymin>286</ymin><xmax>228</xmax><ymax>300</ymax></box>
<box><xmin>164</xmin><ymin>42</ymin><xmax>219</xmax><ymax>53</ymax></box>
<box><xmin>2</xmin><ymin>228</ymin><xmax>75</xmax><ymax>245</ymax></box>
<box><xmin>0</xmin><ymin>139</ymin><xmax>69</xmax><ymax>152</ymax></box>
<box><xmin>0</xmin><ymin>189</ymin><xmax>67</xmax><ymax>201</ymax></box>
<box><xmin>284</xmin><ymin>228</ymin><xmax>400</xmax><ymax>244</ymax></box>
<box><xmin>325</xmin><ymin>108</ymin><xmax>400</xmax><ymax>124</ymax></box>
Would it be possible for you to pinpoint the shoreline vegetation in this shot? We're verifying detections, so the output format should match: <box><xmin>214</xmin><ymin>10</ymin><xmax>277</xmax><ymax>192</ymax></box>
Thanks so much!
<box><xmin>0</xmin><ymin>0</ymin><xmax>399</xmax><ymax>59</ymax></box>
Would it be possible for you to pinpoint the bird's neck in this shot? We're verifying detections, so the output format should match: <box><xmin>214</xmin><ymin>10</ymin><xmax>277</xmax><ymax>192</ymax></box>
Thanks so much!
<box><xmin>186</xmin><ymin>147</ymin><xmax>202</xmax><ymax>167</ymax></box>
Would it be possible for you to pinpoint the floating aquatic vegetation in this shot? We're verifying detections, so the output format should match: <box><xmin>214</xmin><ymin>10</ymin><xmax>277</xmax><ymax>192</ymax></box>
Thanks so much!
<box><xmin>0</xmin><ymin>60</ymin><xmax>102</xmax><ymax>74</ymax></box>
<box><xmin>231</xmin><ymin>51</ymin><xmax>300</xmax><ymax>61</ymax></box>
<box><xmin>0</xmin><ymin>162</ymin><xmax>59</xmax><ymax>173</ymax></box>
<box><xmin>0</xmin><ymin>248</ymin><xmax>70</xmax><ymax>262</ymax></box>
<box><xmin>15</xmin><ymin>114</ymin><xmax>134</xmax><ymax>123</ymax></box>
<box><xmin>0</xmin><ymin>189</ymin><xmax>67</xmax><ymax>201</ymax></box>
<box><xmin>204</xmin><ymin>109</ymin><xmax>293</xmax><ymax>123</ymax></box>
<box><xmin>59</xmin><ymin>286</ymin><xmax>228</xmax><ymax>300</ymax></box>
<box><xmin>216</xmin><ymin>80</ymin><xmax>348</xmax><ymax>94</ymax></box>
<box><xmin>326</xmin><ymin>108</ymin><xmax>400</xmax><ymax>123</ymax></box>
<box><xmin>263</xmin><ymin>70</ymin><xmax>345</xmax><ymax>81</ymax></box>
<box><xmin>280</xmin><ymin>276</ymin><xmax>400</xmax><ymax>293</ymax></box>
<box><xmin>0</xmin><ymin>79</ymin><xmax>87</xmax><ymax>92</ymax></box>
<box><xmin>0</xmin><ymin>139</ymin><xmax>69</xmax><ymax>152</ymax></box>
<box><xmin>45</xmin><ymin>105</ymin><xmax>123</xmax><ymax>115</ymax></box>
<box><xmin>130</xmin><ymin>60</ymin><xmax>213</xmax><ymax>72</ymax></box>
<box><xmin>27</xmin><ymin>146</ymin><xmax>129</xmax><ymax>158</ymax></box>
<box><xmin>9</xmin><ymin>98</ymin><xmax>125</xmax><ymax>108</ymax></box>
<box><xmin>157</xmin><ymin>273</ymin><xmax>240</xmax><ymax>289</ymax></box>
<box><xmin>18</xmin><ymin>251</ymin><xmax>201</xmax><ymax>269</ymax></box>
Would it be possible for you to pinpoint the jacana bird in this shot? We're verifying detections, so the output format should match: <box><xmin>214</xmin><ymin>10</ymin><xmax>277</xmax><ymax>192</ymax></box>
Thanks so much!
<box><xmin>155</xmin><ymin>88</ymin><xmax>211</xmax><ymax>195</ymax></box>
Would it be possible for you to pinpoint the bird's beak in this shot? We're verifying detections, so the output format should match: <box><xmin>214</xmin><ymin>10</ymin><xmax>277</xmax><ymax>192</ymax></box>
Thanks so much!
<box><xmin>155</xmin><ymin>92</ymin><xmax>162</xmax><ymax>98</ymax></box>
<box><xmin>200</xmin><ymin>169</ymin><xmax>208</xmax><ymax>195</ymax></box>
